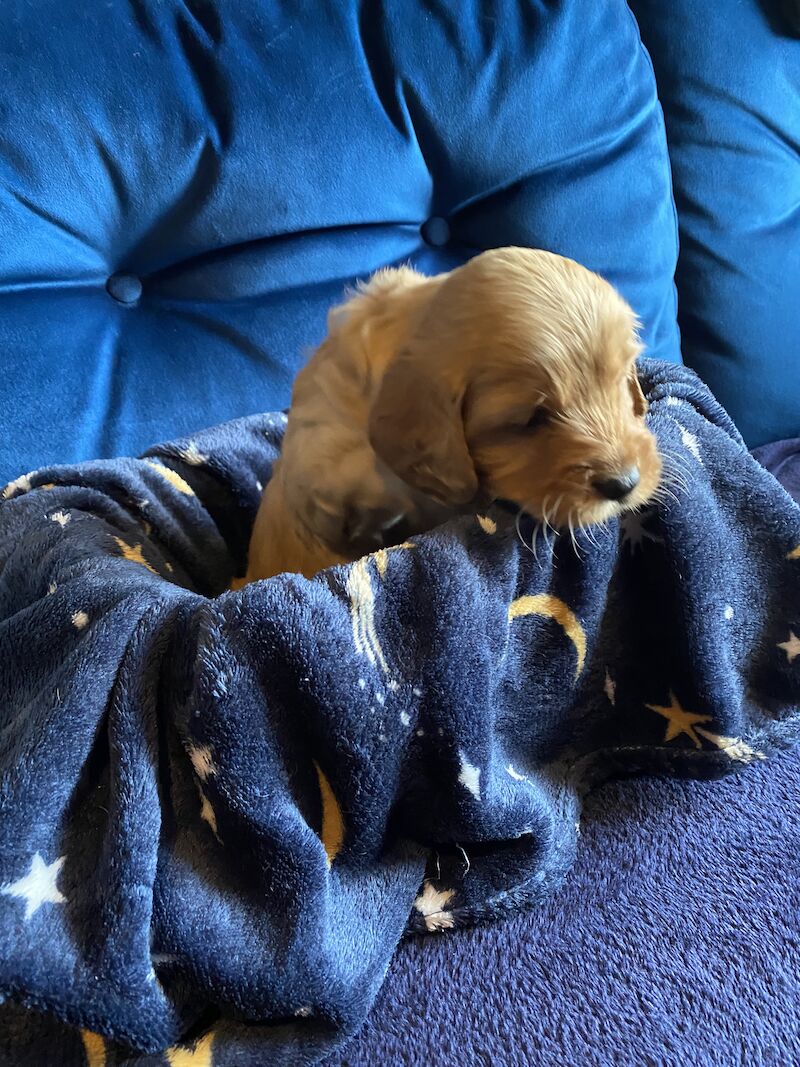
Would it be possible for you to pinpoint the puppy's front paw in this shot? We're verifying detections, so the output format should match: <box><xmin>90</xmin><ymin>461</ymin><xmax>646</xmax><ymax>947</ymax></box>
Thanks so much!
<box><xmin>300</xmin><ymin>493</ymin><xmax>410</xmax><ymax>561</ymax></box>
<box><xmin>342</xmin><ymin>506</ymin><xmax>409</xmax><ymax>557</ymax></box>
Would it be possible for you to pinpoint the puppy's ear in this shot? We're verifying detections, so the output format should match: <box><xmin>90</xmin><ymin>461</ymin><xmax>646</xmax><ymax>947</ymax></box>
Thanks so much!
<box><xmin>628</xmin><ymin>364</ymin><xmax>648</xmax><ymax>418</ymax></box>
<box><xmin>368</xmin><ymin>352</ymin><xmax>478</xmax><ymax>506</ymax></box>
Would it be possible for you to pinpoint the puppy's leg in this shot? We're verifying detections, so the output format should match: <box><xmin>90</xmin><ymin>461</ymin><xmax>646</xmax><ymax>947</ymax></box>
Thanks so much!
<box><xmin>244</xmin><ymin>474</ymin><xmax>348</xmax><ymax>582</ymax></box>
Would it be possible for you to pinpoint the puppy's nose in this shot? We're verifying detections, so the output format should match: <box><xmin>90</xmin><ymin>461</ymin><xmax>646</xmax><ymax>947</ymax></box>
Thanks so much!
<box><xmin>593</xmin><ymin>466</ymin><xmax>640</xmax><ymax>501</ymax></box>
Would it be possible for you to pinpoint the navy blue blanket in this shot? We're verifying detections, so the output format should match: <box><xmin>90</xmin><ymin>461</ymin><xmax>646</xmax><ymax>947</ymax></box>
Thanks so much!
<box><xmin>1</xmin><ymin>361</ymin><xmax>799</xmax><ymax>1065</ymax></box>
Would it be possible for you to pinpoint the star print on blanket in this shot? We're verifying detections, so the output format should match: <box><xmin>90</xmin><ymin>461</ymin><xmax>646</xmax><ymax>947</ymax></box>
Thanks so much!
<box><xmin>1</xmin><ymin>362</ymin><xmax>799</xmax><ymax>1066</ymax></box>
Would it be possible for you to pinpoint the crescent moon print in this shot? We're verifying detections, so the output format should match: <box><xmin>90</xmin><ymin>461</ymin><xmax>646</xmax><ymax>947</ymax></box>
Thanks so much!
<box><xmin>508</xmin><ymin>594</ymin><xmax>587</xmax><ymax>678</ymax></box>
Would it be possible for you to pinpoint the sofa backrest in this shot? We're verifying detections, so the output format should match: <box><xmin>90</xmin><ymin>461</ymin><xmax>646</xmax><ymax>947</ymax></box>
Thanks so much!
<box><xmin>0</xmin><ymin>0</ymin><xmax>679</xmax><ymax>483</ymax></box>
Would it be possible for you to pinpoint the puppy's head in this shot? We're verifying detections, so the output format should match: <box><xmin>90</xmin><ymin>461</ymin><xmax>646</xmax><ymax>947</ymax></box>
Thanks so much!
<box><xmin>368</xmin><ymin>247</ymin><xmax>661</xmax><ymax>530</ymax></box>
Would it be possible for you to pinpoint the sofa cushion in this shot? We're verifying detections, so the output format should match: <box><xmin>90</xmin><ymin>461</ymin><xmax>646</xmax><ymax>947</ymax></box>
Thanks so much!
<box><xmin>0</xmin><ymin>0</ymin><xmax>679</xmax><ymax>484</ymax></box>
<box><xmin>630</xmin><ymin>0</ymin><xmax>800</xmax><ymax>448</ymax></box>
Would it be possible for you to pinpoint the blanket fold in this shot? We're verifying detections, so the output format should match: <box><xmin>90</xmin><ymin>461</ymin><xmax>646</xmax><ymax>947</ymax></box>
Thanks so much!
<box><xmin>1</xmin><ymin>361</ymin><xmax>799</xmax><ymax>1065</ymax></box>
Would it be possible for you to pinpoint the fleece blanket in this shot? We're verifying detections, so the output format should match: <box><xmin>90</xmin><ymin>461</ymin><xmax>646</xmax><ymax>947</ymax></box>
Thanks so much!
<box><xmin>1</xmin><ymin>361</ymin><xmax>799</xmax><ymax>1065</ymax></box>
<box><xmin>330</xmin><ymin>438</ymin><xmax>800</xmax><ymax>1066</ymax></box>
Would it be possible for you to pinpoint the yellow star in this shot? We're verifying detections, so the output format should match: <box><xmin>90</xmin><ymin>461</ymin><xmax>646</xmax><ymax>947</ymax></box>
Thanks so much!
<box><xmin>787</xmin><ymin>545</ymin><xmax>800</xmax><ymax>560</ymax></box>
<box><xmin>778</xmin><ymin>631</ymin><xmax>800</xmax><ymax>663</ymax></box>
<box><xmin>165</xmin><ymin>1030</ymin><xmax>214</xmax><ymax>1067</ymax></box>
<box><xmin>645</xmin><ymin>691</ymin><xmax>712</xmax><ymax>748</ymax></box>
<box><xmin>113</xmin><ymin>537</ymin><xmax>156</xmax><ymax>574</ymax></box>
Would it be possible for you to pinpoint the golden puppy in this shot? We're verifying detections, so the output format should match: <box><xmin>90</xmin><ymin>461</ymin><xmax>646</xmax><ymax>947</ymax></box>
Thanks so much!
<box><xmin>245</xmin><ymin>247</ymin><xmax>661</xmax><ymax>581</ymax></box>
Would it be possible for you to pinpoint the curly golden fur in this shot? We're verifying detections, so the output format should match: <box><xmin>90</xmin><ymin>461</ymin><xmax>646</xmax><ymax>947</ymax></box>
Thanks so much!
<box><xmin>245</xmin><ymin>247</ymin><xmax>661</xmax><ymax>581</ymax></box>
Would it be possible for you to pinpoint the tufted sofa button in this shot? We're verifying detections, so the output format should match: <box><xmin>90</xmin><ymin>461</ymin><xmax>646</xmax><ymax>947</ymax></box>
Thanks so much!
<box><xmin>105</xmin><ymin>273</ymin><xmax>143</xmax><ymax>304</ymax></box>
<box><xmin>420</xmin><ymin>216</ymin><xmax>451</xmax><ymax>247</ymax></box>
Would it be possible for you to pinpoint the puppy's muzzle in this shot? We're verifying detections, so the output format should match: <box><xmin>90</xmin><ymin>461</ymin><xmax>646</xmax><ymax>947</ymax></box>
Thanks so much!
<box><xmin>593</xmin><ymin>466</ymin><xmax>640</xmax><ymax>501</ymax></box>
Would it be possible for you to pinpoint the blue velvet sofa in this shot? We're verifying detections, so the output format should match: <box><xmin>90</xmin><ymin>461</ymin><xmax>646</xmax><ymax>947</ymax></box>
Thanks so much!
<box><xmin>1</xmin><ymin>1</ymin><xmax>798</xmax><ymax>1063</ymax></box>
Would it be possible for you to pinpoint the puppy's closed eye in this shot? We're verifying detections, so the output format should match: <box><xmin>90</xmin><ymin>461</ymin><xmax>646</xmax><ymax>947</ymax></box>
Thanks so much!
<box><xmin>524</xmin><ymin>408</ymin><xmax>551</xmax><ymax>431</ymax></box>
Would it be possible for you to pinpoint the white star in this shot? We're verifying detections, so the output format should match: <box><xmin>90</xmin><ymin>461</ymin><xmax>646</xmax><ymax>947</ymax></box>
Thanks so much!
<box><xmin>666</xmin><ymin>396</ymin><xmax>681</xmax><ymax>407</ymax></box>
<box><xmin>604</xmin><ymin>670</ymin><xmax>616</xmax><ymax>706</ymax></box>
<box><xmin>400</xmin><ymin>711</ymin><xmax>410</xmax><ymax>726</ymax></box>
<box><xmin>458</xmin><ymin>752</ymin><xmax>481</xmax><ymax>800</ymax></box>
<box><xmin>177</xmin><ymin>441</ymin><xmax>208</xmax><ymax>467</ymax></box>
<box><xmin>620</xmin><ymin>512</ymin><xmax>662</xmax><ymax>553</ymax></box>
<box><xmin>47</xmin><ymin>582</ymin><xmax>58</xmax><ymax>596</ymax></box>
<box><xmin>50</xmin><ymin>510</ymin><xmax>71</xmax><ymax>527</ymax></box>
<box><xmin>778</xmin><ymin>631</ymin><xmax>800</xmax><ymax>663</ymax></box>
<box><xmin>679</xmin><ymin>426</ymin><xmax>702</xmax><ymax>464</ymax></box>
<box><xmin>694</xmin><ymin>727</ymin><xmax>765</xmax><ymax>764</ymax></box>
<box><xmin>71</xmin><ymin>611</ymin><xmax>89</xmax><ymax>630</ymax></box>
<box><xmin>724</xmin><ymin>605</ymin><xmax>734</xmax><ymax>621</ymax></box>
<box><xmin>413</xmin><ymin>880</ymin><xmax>456</xmax><ymax>932</ymax></box>
<box><xmin>477</xmin><ymin>514</ymin><xmax>497</xmax><ymax>535</ymax></box>
<box><xmin>265</xmin><ymin>413</ymin><xmax>288</xmax><ymax>433</ymax></box>
<box><xmin>188</xmin><ymin>744</ymin><xmax>216</xmax><ymax>782</ymax></box>
<box><xmin>1</xmin><ymin>853</ymin><xmax>67</xmax><ymax>919</ymax></box>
